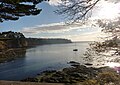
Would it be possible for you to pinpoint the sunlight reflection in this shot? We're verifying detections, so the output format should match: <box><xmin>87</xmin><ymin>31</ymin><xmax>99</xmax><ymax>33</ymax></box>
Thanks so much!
<box><xmin>105</xmin><ymin>62</ymin><xmax>120</xmax><ymax>68</ymax></box>
<box><xmin>94</xmin><ymin>1</ymin><xmax>120</xmax><ymax>19</ymax></box>
<box><xmin>105</xmin><ymin>62</ymin><xmax>120</xmax><ymax>73</ymax></box>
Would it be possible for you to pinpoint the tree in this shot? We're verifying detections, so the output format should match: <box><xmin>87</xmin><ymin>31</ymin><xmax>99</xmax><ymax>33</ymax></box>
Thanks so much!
<box><xmin>56</xmin><ymin>0</ymin><xmax>100</xmax><ymax>22</ymax></box>
<box><xmin>0</xmin><ymin>0</ymin><xmax>49</xmax><ymax>22</ymax></box>
<box><xmin>56</xmin><ymin>0</ymin><xmax>120</xmax><ymax>22</ymax></box>
<box><xmin>83</xmin><ymin>19</ymin><xmax>120</xmax><ymax>65</ymax></box>
<box><xmin>56</xmin><ymin>0</ymin><xmax>120</xmax><ymax>65</ymax></box>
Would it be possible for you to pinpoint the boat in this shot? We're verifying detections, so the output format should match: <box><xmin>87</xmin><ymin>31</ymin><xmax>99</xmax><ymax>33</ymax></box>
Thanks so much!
<box><xmin>84</xmin><ymin>63</ymin><xmax>93</xmax><ymax>66</ymax></box>
<box><xmin>73</xmin><ymin>49</ymin><xmax>78</xmax><ymax>51</ymax></box>
<box><xmin>73</xmin><ymin>42</ymin><xmax>78</xmax><ymax>51</ymax></box>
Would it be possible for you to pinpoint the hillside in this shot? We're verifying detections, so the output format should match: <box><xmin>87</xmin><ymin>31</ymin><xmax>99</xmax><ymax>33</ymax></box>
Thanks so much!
<box><xmin>0</xmin><ymin>31</ymin><xmax>72</xmax><ymax>63</ymax></box>
<box><xmin>26</xmin><ymin>38</ymin><xmax>72</xmax><ymax>47</ymax></box>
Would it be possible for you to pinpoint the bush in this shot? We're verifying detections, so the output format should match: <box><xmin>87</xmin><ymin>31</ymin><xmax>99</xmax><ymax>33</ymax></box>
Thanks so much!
<box><xmin>97</xmin><ymin>72</ymin><xmax>120</xmax><ymax>85</ymax></box>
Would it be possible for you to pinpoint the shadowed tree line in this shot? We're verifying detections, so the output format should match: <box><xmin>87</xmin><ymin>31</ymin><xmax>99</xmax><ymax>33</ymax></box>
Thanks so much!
<box><xmin>0</xmin><ymin>31</ymin><xmax>27</xmax><ymax>49</ymax></box>
<box><xmin>0</xmin><ymin>31</ymin><xmax>72</xmax><ymax>48</ymax></box>
<box><xmin>0</xmin><ymin>31</ymin><xmax>25</xmax><ymax>39</ymax></box>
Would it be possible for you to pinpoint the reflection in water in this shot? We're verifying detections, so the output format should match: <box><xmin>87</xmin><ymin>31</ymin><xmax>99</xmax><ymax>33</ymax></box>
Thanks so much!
<box><xmin>0</xmin><ymin>49</ymin><xmax>27</xmax><ymax>80</ymax></box>
<box><xmin>15</xmin><ymin>48</ymin><xmax>27</xmax><ymax>58</ymax></box>
<box><xmin>0</xmin><ymin>58</ymin><xmax>27</xmax><ymax>80</ymax></box>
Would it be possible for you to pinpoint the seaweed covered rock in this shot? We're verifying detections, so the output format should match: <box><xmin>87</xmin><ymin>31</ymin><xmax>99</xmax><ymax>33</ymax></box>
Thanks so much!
<box><xmin>23</xmin><ymin>65</ymin><xmax>101</xmax><ymax>83</ymax></box>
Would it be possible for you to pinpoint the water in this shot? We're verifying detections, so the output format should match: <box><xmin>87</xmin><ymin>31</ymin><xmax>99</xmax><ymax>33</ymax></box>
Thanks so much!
<box><xmin>0</xmin><ymin>42</ymin><xmax>89</xmax><ymax>81</ymax></box>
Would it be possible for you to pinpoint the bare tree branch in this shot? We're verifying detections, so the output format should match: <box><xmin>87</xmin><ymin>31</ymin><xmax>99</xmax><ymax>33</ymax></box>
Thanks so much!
<box><xmin>55</xmin><ymin>0</ymin><xmax>100</xmax><ymax>23</ymax></box>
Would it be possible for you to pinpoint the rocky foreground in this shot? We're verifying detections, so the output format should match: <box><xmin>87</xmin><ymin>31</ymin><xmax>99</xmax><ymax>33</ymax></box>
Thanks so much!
<box><xmin>1</xmin><ymin>65</ymin><xmax>120</xmax><ymax>85</ymax></box>
<box><xmin>22</xmin><ymin>61</ymin><xmax>120</xmax><ymax>85</ymax></box>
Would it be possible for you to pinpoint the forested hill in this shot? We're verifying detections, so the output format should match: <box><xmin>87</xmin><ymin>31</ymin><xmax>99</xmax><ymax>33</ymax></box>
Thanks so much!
<box><xmin>0</xmin><ymin>31</ymin><xmax>72</xmax><ymax>49</ymax></box>
<box><xmin>26</xmin><ymin>38</ymin><xmax>72</xmax><ymax>46</ymax></box>
<box><xmin>0</xmin><ymin>31</ymin><xmax>71</xmax><ymax>63</ymax></box>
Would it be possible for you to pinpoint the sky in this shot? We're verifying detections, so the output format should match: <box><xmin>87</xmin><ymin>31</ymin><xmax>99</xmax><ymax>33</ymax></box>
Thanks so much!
<box><xmin>0</xmin><ymin>0</ymin><xmax>120</xmax><ymax>41</ymax></box>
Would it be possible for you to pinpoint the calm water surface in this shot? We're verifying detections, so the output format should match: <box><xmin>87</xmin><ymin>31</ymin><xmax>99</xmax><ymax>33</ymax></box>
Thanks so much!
<box><xmin>0</xmin><ymin>42</ymin><xmax>89</xmax><ymax>80</ymax></box>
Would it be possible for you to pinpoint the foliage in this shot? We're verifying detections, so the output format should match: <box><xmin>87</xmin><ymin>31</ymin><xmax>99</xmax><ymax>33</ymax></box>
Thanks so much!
<box><xmin>82</xmin><ymin>79</ymin><xmax>99</xmax><ymax>85</ymax></box>
<box><xmin>82</xmin><ymin>72</ymin><xmax>120</xmax><ymax>85</ymax></box>
<box><xmin>56</xmin><ymin>0</ymin><xmax>120</xmax><ymax>60</ymax></box>
<box><xmin>56</xmin><ymin>0</ymin><xmax>100</xmax><ymax>22</ymax></box>
<box><xmin>56</xmin><ymin>0</ymin><xmax>120</xmax><ymax>22</ymax></box>
<box><xmin>98</xmin><ymin>19</ymin><xmax>120</xmax><ymax>38</ymax></box>
<box><xmin>0</xmin><ymin>41</ymin><xmax>7</xmax><ymax>50</ymax></box>
<box><xmin>0</xmin><ymin>0</ymin><xmax>49</xmax><ymax>22</ymax></box>
<box><xmin>84</xmin><ymin>18</ymin><xmax>120</xmax><ymax>64</ymax></box>
<box><xmin>96</xmin><ymin>19</ymin><xmax>120</xmax><ymax>54</ymax></box>
<box><xmin>56</xmin><ymin>0</ymin><xmax>120</xmax><ymax>59</ymax></box>
<box><xmin>0</xmin><ymin>31</ymin><xmax>25</xmax><ymax>39</ymax></box>
<box><xmin>97</xmin><ymin>72</ymin><xmax>120</xmax><ymax>84</ymax></box>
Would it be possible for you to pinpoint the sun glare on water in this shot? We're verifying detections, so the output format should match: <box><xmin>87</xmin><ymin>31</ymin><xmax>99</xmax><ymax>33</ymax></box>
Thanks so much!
<box><xmin>105</xmin><ymin>62</ymin><xmax>120</xmax><ymax>68</ymax></box>
<box><xmin>105</xmin><ymin>62</ymin><xmax>120</xmax><ymax>73</ymax></box>
<box><xmin>97</xmin><ymin>1</ymin><xmax>120</xmax><ymax>19</ymax></box>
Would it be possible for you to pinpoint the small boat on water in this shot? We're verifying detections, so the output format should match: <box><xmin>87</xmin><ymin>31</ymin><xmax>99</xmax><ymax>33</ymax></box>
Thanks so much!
<box><xmin>73</xmin><ymin>49</ymin><xmax>78</xmax><ymax>51</ymax></box>
<box><xmin>84</xmin><ymin>63</ymin><xmax>93</xmax><ymax>66</ymax></box>
<box><xmin>73</xmin><ymin>42</ymin><xmax>78</xmax><ymax>51</ymax></box>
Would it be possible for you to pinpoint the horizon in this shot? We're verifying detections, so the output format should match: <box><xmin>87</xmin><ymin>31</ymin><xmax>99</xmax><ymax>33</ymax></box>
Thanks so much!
<box><xmin>0</xmin><ymin>31</ymin><xmax>95</xmax><ymax>42</ymax></box>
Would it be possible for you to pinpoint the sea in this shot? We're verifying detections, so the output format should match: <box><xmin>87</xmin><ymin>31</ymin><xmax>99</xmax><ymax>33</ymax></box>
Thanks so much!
<box><xmin>0</xmin><ymin>42</ymin><xmax>92</xmax><ymax>80</ymax></box>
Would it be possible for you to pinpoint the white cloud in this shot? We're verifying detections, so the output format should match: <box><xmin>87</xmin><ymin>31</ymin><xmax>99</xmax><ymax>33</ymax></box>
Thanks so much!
<box><xmin>47</xmin><ymin>0</ymin><xmax>62</xmax><ymax>6</ymax></box>
<box><xmin>39</xmin><ymin>32</ymin><xmax>102</xmax><ymax>41</ymax></box>
<box><xmin>21</xmin><ymin>22</ymin><xmax>65</xmax><ymax>34</ymax></box>
<box><xmin>90</xmin><ymin>0</ymin><xmax>120</xmax><ymax>19</ymax></box>
<box><xmin>67</xmin><ymin>31</ymin><xmax>107</xmax><ymax>41</ymax></box>
<box><xmin>108</xmin><ymin>0</ymin><xmax>120</xmax><ymax>3</ymax></box>
<box><xmin>21</xmin><ymin>21</ymin><xmax>103</xmax><ymax>41</ymax></box>
<box><xmin>21</xmin><ymin>22</ymin><xmax>86</xmax><ymax>34</ymax></box>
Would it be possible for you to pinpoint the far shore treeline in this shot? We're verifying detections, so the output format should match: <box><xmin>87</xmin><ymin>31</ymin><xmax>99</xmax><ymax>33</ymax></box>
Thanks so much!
<box><xmin>0</xmin><ymin>31</ymin><xmax>72</xmax><ymax>63</ymax></box>
<box><xmin>0</xmin><ymin>31</ymin><xmax>72</xmax><ymax>49</ymax></box>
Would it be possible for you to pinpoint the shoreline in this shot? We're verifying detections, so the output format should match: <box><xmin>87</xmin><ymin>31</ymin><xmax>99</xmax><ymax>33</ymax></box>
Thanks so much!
<box><xmin>0</xmin><ymin>47</ymin><xmax>120</xmax><ymax>84</ymax></box>
<box><xmin>0</xmin><ymin>42</ymin><xmax>72</xmax><ymax>63</ymax></box>
<box><xmin>21</xmin><ymin>61</ymin><xmax>120</xmax><ymax>84</ymax></box>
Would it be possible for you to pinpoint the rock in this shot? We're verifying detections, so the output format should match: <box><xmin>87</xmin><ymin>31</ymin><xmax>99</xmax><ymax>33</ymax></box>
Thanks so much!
<box><xmin>67</xmin><ymin>61</ymin><xmax>80</xmax><ymax>67</ymax></box>
<box><xmin>23</xmin><ymin>65</ymin><xmax>118</xmax><ymax>83</ymax></box>
<box><xmin>68</xmin><ymin>61</ymin><xmax>80</xmax><ymax>64</ymax></box>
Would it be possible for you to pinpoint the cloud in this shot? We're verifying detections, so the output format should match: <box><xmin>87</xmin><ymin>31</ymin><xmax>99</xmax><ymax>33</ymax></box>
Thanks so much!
<box><xmin>21</xmin><ymin>21</ymin><xmax>103</xmax><ymax>41</ymax></box>
<box><xmin>21</xmin><ymin>22</ymin><xmax>86</xmax><ymax>34</ymax></box>
<box><xmin>47</xmin><ymin>0</ymin><xmax>62</xmax><ymax>6</ymax></box>
<box><xmin>108</xmin><ymin>0</ymin><xmax>120</xmax><ymax>3</ymax></box>
<box><xmin>38</xmin><ymin>31</ymin><xmax>102</xmax><ymax>41</ymax></box>
<box><xmin>67</xmin><ymin>31</ymin><xmax>105</xmax><ymax>41</ymax></box>
<box><xmin>21</xmin><ymin>23</ymin><xmax>65</xmax><ymax>34</ymax></box>
<box><xmin>90</xmin><ymin>0</ymin><xmax>120</xmax><ymax>19</ymax></box>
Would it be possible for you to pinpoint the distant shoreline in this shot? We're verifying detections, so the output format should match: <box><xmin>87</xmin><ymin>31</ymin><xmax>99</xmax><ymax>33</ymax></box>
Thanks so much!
<box><xmin>73</xmin><ymin>41</ymin><xmax>92</xmax><ymax>43</ymax></box>
<box><xmin>0</xmin><ymin>31</ymin><xmax>72</xmax><ymax>63</ymax></box>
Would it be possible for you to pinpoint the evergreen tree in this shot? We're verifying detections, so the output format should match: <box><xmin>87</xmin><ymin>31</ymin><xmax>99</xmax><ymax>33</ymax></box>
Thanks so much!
<box><xmin>0</xmin><ymin>0</ymin><xmax>48</xmax><ymax>22</ymax></box>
